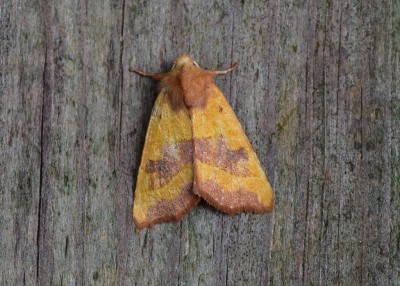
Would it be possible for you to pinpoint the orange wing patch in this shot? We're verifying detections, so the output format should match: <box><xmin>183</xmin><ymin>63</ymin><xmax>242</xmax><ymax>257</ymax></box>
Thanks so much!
<box><xmin>191</xmin><ymin>86</ymin><xmax>274</xmax><ymax>213</ymax></box>
<box><xmin>133</xmin><ymin>91</ymin><xmax>199</xmax><ymax>229</ymax></box>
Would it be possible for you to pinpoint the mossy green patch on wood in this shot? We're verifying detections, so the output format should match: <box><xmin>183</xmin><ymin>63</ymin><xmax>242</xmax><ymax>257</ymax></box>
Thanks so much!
<box><xmin>277</xmin><ymin>107</ymin><xmax>296</xmax><ymax>134</ymax></box>
<box><xmin>11</xmin><ymin>171</ymin><xmax>32</xmax><ymax>214</ymax></box>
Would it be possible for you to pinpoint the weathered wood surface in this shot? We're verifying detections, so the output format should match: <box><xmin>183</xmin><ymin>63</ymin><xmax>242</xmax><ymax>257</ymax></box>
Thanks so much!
<box><xmin>1</xmin><ymin>0</ymin><xmax>399</xmax><ymax>285</ymax></box>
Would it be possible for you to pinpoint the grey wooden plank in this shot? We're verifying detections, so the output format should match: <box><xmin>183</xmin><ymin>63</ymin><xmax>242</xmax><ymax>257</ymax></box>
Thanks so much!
<box><xmin>1</xmin><ymin>0</ymin><xmax>399</xmax><ymax>285</ymax></box>
<box><xmin>0</xmin><ymin>0</ymin><xmax>43</xmax><ymax>284</ymax></box>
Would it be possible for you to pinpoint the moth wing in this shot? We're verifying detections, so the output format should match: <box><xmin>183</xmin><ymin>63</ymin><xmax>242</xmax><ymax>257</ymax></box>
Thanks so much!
<box><xmin>191</xmin><ymin>85</ymin><xmax>274</xmax><ymax>213</ymax></box>
<box><xmin>133</xmin><ymin>91</ymin><xmax>199</xmax><ymax>229</ymax></box>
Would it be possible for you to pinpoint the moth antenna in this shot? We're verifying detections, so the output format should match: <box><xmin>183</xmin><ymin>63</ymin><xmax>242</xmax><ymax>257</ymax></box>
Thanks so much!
<box><xmin>207</xmin><ymin>63</ymin><xmax>239</xmax><ymax>76</ymax></box>
<box><xmin>129</xmin><ymin>67</ymin><xmax>165</xmax><ymax>81</ymax></box>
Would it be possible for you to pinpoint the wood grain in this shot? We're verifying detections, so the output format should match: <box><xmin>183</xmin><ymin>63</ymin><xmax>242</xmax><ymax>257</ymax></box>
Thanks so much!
<box><xmin>1</xmin><ymin>0</ymin><xmax>399</xmax><ymax>285</ymax></box>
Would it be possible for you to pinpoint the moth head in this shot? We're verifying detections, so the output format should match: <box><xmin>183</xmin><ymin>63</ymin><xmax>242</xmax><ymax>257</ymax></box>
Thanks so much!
<box><xmin>172</xmin><ymin>54</ymin><xmax>200</xmax><ymax>70</ymax></box>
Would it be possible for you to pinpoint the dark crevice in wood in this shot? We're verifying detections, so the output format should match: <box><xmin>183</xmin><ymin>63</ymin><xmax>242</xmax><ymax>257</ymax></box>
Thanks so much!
<box><xmin>215</xmin><ymin>214</ymin><xmax>226</xmax><ymax>285</ymax></box>
<box><xmin>320</xmin><ymin>1</ymin><xmax>329</xmax><ymax>282</ymax></box>
<box><xmin>225</xmin><ymin>251</ymin><xmax>229</xmax><ymax>286</ymax></box>
<box><xmin>177</xmin><ymin>222</ymin><xmax>183</xmax><ymax>285</ymax></box>
<box><xmin>36</xmin><ymin>45</ymin><xmax>46</xmax><ymax>283</ymax></box>
<box><xmin>335</xmin><ymin>6</ymin><xmax>343</xmax><ymax>284</ymax></box>
<box><xmin>359</xmin><ymin>84</ymin><xmax>365</xmax><ymax>285</ymax></box>
<box><xmin>116</xmin><ymin>0</ymin><xmax>130</xmax><ymax>282</ymax></box>
<box><xmin>228</xmin><ymin>10</ymin><xmax>238</xmax><ymax>113</ymax></box>
<box><xmin>302</xmin><ymin>39</ymin><xmax>311</xmax><ymax>286</ymax></box>
<box><xmin>37</xmin><ymin>0</ymin><xmax>54</xmax><ymax>283</ymax></box>
<box><xmin>118</xmin><ymin>0</ymin><xmax>126</xmax><ymax>154</ymax></box>
<box><xmin>75</xmin><ymin>0</ymin><xmax>89</xmax><ymax>284</ymax></box>
<box><xmin>358</xmin><ymin>3</ymin><xmax>368</xmax><ymax>284</ymax></box>
<box><xmin>228</xmin><ymin>11</ymin><xmax>236</xmax><ymax>107</ymax></box>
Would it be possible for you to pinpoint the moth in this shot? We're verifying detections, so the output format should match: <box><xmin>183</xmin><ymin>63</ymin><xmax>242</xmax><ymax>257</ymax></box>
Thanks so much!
<box><xmin>130</xmin><ymin>55</ymin><xmax>273</xmax><ymax>229</ymax></box>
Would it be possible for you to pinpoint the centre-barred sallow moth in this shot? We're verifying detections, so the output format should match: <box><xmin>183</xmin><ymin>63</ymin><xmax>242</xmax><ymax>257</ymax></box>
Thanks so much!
<box><xmin>130</xmin><ymin>55</ymin><xmax>274</xmax><ymax>229</ymax></box>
